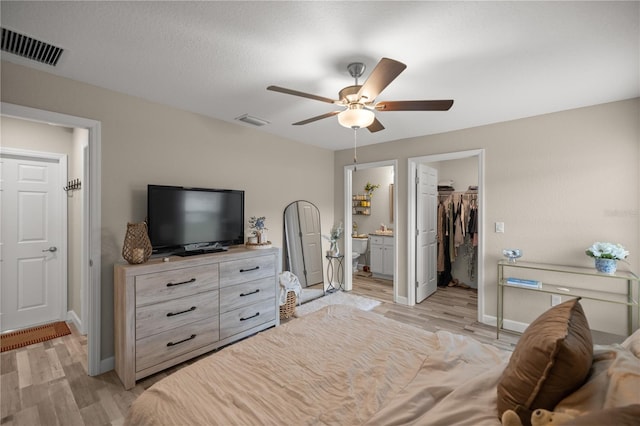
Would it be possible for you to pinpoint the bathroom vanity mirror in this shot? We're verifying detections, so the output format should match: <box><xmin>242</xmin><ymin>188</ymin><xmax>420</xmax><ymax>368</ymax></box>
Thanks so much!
<box><xmin>283</xmin><ymin>200</ymin><xmax>323</xmax><ymax>288</ymax></box>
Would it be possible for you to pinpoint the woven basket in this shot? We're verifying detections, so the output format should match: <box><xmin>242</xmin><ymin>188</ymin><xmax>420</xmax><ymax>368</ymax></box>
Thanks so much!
<box><xmin>279</xmin><ymin>291</ymin><xmax>296</xmax><ymax>320</ymax></box>
<box><xmin>122</xmin><ymin>222</ymin><xmax>152</xmax><ymax>264</ymax></box>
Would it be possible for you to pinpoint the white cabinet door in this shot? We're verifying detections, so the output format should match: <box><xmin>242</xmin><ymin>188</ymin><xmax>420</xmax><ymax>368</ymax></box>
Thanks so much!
<box><xmin>371</xmin><ymin>236</ymin><xmax>394</xmax><ymax>277</ymax></box>
<box><xmin>370</xmin><ymin>244</ymin><xmax>384</xmax><ymax>275</ymax></box>
<box><xmin>383</xmin><ymin>246</ymin><xmax>394</xmax><ymax>276</ymax></box>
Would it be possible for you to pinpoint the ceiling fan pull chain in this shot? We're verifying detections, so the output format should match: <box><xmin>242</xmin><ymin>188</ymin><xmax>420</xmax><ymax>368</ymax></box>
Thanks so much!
<box><xmin>353</xmin><ymin>128</ymin><xmax>358</xmax><ymax>171</ymax></box>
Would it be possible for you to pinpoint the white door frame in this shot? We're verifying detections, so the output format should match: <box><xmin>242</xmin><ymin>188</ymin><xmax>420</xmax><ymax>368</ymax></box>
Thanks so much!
<box><xmin>1</xmin><ymin>102</ymin><xmax>102</xmax><ymax>376</ymax></box>
<box><xmin>343</xmin><ymin>160</ymin><xmax>398</xmax><ymax>301</ymax></box>
<box><xmin>0</xmin><ymin>147</ymin><xmax>68</xmax><ymax>329</ymax></box>
<box><xmin>407</xmin><ymin>150</ymin><xmax>485</xmax><ymax>321</ymax></box>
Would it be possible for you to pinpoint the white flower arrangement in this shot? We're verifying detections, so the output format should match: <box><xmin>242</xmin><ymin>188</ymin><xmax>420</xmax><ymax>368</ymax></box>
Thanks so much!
<box><xmin>324</xmin><ymin>223</ymin><xmax>344</xmax><ymax>243</ymax></box>
<box><xmin>585</xmin><ymin>242</ymin><xmax>629</xmax><ymax>260</ymax></box>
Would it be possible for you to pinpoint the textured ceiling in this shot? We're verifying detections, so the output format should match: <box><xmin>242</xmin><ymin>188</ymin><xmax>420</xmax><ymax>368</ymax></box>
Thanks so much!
<box><xmin>1</xmin><ymin>1</ymin><xmax>638</xmax><ymax>150</ymax></box>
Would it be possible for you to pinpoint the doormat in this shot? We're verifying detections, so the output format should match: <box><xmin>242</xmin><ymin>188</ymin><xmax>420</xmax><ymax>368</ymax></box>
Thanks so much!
<box><xmin>1</xmin><ymin>321</ymin><xmax>71</xmax><ymax>352</ymax></box>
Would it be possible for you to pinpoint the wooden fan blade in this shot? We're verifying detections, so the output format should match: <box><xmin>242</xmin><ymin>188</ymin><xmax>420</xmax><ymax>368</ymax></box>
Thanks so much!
<box><xmin>293</xmin><ymin>111</ymin><xmax>341</xmax><ymax>125</ymax></box>
<box><xmin>367</xmin><ymin>118</ymin><xmax>385</xmax><ymax>133</ymax></box>
<box><xmin>267</xmin><ymin>85</ymin><xmax>337</xmax><ymax>104</ymax></box>
<box><xmin>375</xmin><ymin>100</ymin><xmax>454</xmax><ymax>111</ymax></box>
<box><xmin>357</xmin><ymin>58</ymin><xmax>407</xmax><ymax>102</ymax></box>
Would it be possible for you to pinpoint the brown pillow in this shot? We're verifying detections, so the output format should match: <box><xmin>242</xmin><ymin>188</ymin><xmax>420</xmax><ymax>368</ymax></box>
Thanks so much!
<box><xmin>497</xmin><ymin>298</ymin><xmax>593</xmax><ymax>426</ymax></box>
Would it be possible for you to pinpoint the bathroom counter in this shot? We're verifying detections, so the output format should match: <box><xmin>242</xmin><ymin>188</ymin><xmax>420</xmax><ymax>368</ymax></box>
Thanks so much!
<box><xmin>369</xmin><ymin>231</ymin><xmax>393</xmax><ymax>237</ymax></box>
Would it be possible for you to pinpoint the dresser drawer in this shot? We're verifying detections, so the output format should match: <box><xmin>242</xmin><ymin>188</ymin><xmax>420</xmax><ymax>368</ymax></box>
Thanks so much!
<box><xmin>219</xmin><ymin>299</ymin><xmax>276</xmax><ymax>340</ymax></box>
<box><xmin>219</xmin><ymin>277</ymin><xmax>275</xmax><ymax>313</ymax></box>
<box><xmin>136</xmin><ymin>317</ymin><xmax>219</xmax><ymax>372</ymax></box>
<box><xmin>135</xmin><ymin>264</ymin><xmax>219</xmax><ymax>306</ymax></box>
<box><xmin>219</xmin><ymin>255</ymin><xmax>275</xmax><ymax>288</ymax></box>
<box><xmin>136</xmin><ymin>290</ymin><xmax>219</xmax><ymax>340</ymax></box>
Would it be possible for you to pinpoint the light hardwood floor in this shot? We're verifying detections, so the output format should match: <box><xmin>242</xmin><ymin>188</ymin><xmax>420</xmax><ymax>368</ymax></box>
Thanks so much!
<box><xmin>1</xmin><ymin>277</ymin><xmax>519</xmax><ymax>425</ymax></box>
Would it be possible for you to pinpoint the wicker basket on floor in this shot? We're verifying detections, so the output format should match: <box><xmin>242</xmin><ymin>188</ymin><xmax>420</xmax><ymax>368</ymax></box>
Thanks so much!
<box><xmin>279</xmin><ymin>291</ymin><xmax>296</xmax><ymax>319</ymax></box>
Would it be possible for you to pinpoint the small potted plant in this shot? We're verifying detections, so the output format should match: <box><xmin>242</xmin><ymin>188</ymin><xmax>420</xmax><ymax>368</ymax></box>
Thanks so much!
<box><xmin>585</xmin><ymin>242</ymin><xmax>629</xmax><ymax>274</ymax></box>
<box><xmin>248</xmin><ymin>216</ymin><xmax>268</xmax><ymax>244</ymax></box>
<box><xmin>324</xmin><ymin>223</ymin><xmax>344</xmax><ymax>256</ymax></box>
<box><xmin>364</xmin><ymin>182</ymin><xmax>380</xmax><ymax>198</ymax></box>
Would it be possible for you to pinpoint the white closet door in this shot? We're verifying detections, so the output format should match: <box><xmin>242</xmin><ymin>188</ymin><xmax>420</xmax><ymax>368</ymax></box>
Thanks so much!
<box><xmin>416</xmin><ymin>164</ymin><xmax>438</xmax><ymax>303</ymax></box>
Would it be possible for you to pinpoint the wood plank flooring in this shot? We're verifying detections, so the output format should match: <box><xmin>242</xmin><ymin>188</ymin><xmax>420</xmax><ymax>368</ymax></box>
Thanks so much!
<box><xmin>1</xmin><ymin>277</ymin><xmax>518</xmax><ymax>425</ymax></box>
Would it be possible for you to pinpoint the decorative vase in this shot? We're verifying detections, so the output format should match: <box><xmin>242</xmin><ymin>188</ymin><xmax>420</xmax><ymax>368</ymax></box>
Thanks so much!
<box><xmin>258</xmin><ymin>230</ymin><xmax>268</xmax><ymax>244</ymax></box>
<box><xmin>594</xmin><ymin>258</ymin><xmax>617</xmax><ymax>274</ymax></box>
<box><xmin>329</xmin><ymin>241</ymin><xmax>339</xmax><ymax>256</ymax></box>
<box><xmin>122</xmin><ymin>222</ymin><xmax>152</xmax><ymax>264</ymax></box>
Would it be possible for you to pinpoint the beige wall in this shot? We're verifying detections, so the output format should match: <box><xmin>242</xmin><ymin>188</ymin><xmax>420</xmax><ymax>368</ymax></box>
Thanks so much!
<box><xmin>1</xmin><ymin>61</ymin><xmax>335</xmax><ymax>361</ymax></box>
<box><xmin>2</xmin><ymin>115</ymin><xmax>74</xmax><ymax>153</ymax></box>
<box><xmin>335</xmin><ymin>98</ymin><xmax>640</xmax><ymax>333</ymax></box>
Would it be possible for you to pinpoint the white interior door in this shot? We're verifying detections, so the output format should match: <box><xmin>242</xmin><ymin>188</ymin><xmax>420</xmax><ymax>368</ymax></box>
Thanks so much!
<box><xmin>1</xmin><ymin>151</ymin><xmax>66</xmax><ymax>332</ymax></box>
<box><xmin>298</xmin><ymin>202</ymin><xmax>323</xmax><ymax>285</ymax></box>
<box><xmin>416</xmin><ymin>164</ymin><xmax>438</xmax><ymax>303</ymax></box>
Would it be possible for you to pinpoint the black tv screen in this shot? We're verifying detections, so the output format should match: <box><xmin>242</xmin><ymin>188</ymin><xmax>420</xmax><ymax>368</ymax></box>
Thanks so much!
<box><xmin>147</xmin><ymin>185</ymin><xmax>244</xmax><ymax>253</ymax></box>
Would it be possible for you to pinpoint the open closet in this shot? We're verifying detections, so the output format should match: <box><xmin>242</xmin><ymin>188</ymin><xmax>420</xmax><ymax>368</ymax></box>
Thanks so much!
<box><xmin>431</xmin><ymin>156</ymin><xmax>479</xmax><ymax>290</ymax></box>
<box><xmin>437</xmin><ymin>187</ymin><xmax>478</xmax><ymax>288</ymax></box>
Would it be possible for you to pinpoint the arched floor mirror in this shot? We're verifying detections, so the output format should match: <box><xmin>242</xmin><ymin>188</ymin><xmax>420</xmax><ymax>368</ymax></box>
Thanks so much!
<box><xmin>283</xmin><ymin>200</ymin><xmax>324</xmax><ymax>303</ymax></box>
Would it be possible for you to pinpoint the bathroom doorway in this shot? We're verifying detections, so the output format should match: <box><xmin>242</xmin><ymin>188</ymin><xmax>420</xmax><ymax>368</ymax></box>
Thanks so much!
<box><xmin>343</xmin><ymin>160</ymin><xmax>398</xmax><ymax>302</ymax></box>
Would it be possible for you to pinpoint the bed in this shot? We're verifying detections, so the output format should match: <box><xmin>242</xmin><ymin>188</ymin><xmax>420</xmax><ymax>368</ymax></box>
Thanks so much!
<box><xmin>125</xmin><ymin>301</ymin><xmax>640</xmax><ymax>426</ymax></box>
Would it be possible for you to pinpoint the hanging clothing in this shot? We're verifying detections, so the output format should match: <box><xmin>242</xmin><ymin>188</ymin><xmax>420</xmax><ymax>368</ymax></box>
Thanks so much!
<box><xmin>436</xmin><ymin>190</ymin><xmax>479</xmax><ymax>288</ymax></box>
<box><xmin>437</xmin><ymin>201</ymin><xmax>445</xmax><ymax>272</ymax></box>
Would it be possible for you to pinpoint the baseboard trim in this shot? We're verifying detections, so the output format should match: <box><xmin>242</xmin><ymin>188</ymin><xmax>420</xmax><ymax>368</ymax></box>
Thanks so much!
<box><xmin>483</xmin><ymin>314</ymin><xmax>528</xmax><ymax>333</ymax></box>
<box><xmin>395</xmin><ymin>295</ymin><xmax>409</xmax><ymax>305</ymax></box>
<box><xmin>100</xmin><ymin>356</ymin><xmax>115</xmax><ymax>374</ymax></box>
<box><xmin>66</xmin><ymin>310</ymin><xmax>85</xmax><ymax>334</ymax></box>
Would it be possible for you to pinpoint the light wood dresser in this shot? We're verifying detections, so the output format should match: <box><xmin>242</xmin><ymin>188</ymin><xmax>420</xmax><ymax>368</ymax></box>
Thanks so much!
<box><xmin>114</xmin><ymin>246</ymin><xmax>280</xmax><ymax>389</ymax></box>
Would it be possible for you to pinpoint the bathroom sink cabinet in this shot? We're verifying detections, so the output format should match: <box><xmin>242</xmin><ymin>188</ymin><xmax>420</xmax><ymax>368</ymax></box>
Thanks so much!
<box><xmin>370</xmin><ymin>235</ymin><xmax>394</xmax><ymax>278</ymax></box>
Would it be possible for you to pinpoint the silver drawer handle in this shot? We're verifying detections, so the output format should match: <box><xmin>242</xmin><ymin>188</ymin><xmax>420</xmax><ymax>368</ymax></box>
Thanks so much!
<box><xmin>42</xmin><ymin>246</ymin><xmax>57</xmax><ymax>252</ymax></box>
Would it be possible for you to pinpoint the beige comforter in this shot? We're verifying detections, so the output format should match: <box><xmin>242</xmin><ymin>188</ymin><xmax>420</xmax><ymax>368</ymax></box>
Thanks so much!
<box><xmin>126</xmin><ymin>304</ymin><xmax>640</xmax><ymax>425</ymax></box>
<box><xmin>126</xmin><ymin>305</ymin><xmax>509</xmax><ymax>425</ymax></box>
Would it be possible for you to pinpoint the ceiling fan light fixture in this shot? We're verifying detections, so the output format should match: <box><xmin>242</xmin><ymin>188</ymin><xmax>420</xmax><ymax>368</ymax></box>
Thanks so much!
<box><xmin>338</xmin><ymin>107</ymin><xmax>375</xmax><ymax>129</ymax></box>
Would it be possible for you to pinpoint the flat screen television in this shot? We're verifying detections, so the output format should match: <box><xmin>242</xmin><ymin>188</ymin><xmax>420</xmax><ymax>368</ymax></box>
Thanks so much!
<box><xmin>147</xmin><ymin>185</ymin><xmax>244</xmax><ymax>255</ymax></box>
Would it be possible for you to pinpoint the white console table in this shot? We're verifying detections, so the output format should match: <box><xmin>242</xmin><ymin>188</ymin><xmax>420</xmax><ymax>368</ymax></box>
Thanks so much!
<box><xmin>497</xmin><ymin>260</ymin><xmax>639</xmax><ymax>339</ymax></box>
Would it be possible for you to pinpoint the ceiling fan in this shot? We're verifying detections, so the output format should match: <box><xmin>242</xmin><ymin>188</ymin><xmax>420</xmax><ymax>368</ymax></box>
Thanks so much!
<box><xmin>267</xmin><ymin>57</ymin><xmax>454</xmax><ymax>133</ymax></box>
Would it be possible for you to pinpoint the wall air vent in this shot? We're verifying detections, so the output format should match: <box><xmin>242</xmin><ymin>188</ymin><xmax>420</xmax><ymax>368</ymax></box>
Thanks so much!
<box><xmin>234</xmin><ymin>114</ymin><xmax>270</xmax><ymax>127</ymax></box>
<box><xmin>1</xmin><ymin>28</ymin><xmax>64</xmax><ymax>66</ymax></box>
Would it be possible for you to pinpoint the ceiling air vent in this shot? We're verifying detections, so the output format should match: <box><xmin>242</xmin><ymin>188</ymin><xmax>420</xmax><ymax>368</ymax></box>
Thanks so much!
<box><xmin>234</xmin><ymin>114</ymin><xmax>270</xmax><ymax>127</ymax></box>
<box><xmin>1</xmin><ymin>28</ymin><xmax>64</xmax><ymax>66</ymax></box>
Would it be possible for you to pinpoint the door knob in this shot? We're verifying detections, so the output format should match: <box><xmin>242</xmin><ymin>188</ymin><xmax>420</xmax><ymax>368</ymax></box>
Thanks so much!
<box><xmin>42</xmin><ymin>247</ymin><xmax>58</xmax><ymax>253</ymax></box>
